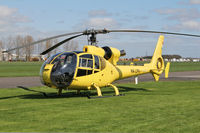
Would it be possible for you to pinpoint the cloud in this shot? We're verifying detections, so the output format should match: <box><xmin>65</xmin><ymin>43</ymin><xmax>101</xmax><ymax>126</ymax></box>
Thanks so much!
<box><xmin>179</xmin><ymin>20</ymin><xmax>200</xmax><ymax>30</ymax></box>
<box><xmin>0</xmin><ymin>6</ymin><xmax>31</xmax><ymax>25</ymax></box>
<box><xmin>74</xmin><ymin>17</ymin><xmax>120</xmax><ymax>30</ymax></box>
<box><xmin>0</xmin><ymin>6</ymin><xmax>17</xmax><ymax>17</ymax></box>
<box><xmin>189</xmin><ymin>0</ymin><xmax>200</xmax><ymax>4</ymax></box>
<box><xmin>155</xmin><ymin>8</ymin><xmax>200</xmax><ymax>31</ymax></box>
<box><xmin>56</xmin><ymin>20</ymin><xmax>65</xmax><ymax>24</ymax></box>
<box><xmin>87</xmin><ymin>18</ymin><xmax>119</xmax><ymax>28</ymax></box>
<box><xmin>0</xmin><ymin>5</ymin><xmax>32</xmax><ymax>37</ymax></box>
<box><xmin>163</xmin><ymin>20</ymin><xmax>200</xmax><ymax>31</ymax></box>
<box><xmin>155</xmin><ymin>8</ymin><xmax>200</xmax><ymax>21</ymax></box>
<box><xmin>88</xmin><ymin>10</ymin><xmax>112</xmax><ymax>17</ymax></box>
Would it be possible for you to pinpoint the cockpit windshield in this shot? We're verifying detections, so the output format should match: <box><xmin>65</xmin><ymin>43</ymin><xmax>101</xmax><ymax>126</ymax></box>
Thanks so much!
<box><xmin>40</xmin><ymin>52</ymin><xmax>77</xmax><ymax>88</ymax></box>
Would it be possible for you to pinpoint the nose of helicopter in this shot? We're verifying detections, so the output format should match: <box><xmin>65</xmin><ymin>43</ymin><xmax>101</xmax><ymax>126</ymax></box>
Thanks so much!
<box><xmin>51</xmin><ymin>71</ymin><xmax>72</xmax><ymax>88</ymax></box>
<box><xmin>40</xmin><ymin>52</ymin><xmax>77</xmax><ymax>89</ymax></box>
<box><xmin>40</xmin><ymin>64</ymin><xmax>75</xmax><ymax>89</ymax></box>
<box><xmin>41</xmin><ymin>66</ymin><xmax>73</xmax><ymax>88</ymax></box>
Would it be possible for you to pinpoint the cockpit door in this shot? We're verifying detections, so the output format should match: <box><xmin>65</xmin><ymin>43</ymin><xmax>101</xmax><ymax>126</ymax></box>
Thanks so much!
<box><xmin>76</xmin><ymin>54</ymin><xmax>93</xmax><ymax>77</ymax></box>
<box><xmin>75</xmin><ymin>54</ymin><xmax>102</xmax><ymax>77</ymax></box>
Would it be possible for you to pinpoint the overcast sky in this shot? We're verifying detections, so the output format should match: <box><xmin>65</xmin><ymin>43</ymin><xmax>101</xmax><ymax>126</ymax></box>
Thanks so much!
<box><xmin>0</xmin><ymin>0</ymin><xmax>200</xmax><ymax>58</ymax></box>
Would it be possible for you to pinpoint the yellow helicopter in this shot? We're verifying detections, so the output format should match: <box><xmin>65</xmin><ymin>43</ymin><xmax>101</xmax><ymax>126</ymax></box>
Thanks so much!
<box><xmin>4</xmin><ymin>29</ymin><xmax>200</xmax><ymax>97</ymax></box>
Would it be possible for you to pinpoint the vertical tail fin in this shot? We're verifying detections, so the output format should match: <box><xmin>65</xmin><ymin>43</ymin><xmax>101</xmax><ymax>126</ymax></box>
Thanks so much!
<box><xmin>150</xmin><ymin>35</ymin><xmax>165</xmax><ymax>81</ymax></box>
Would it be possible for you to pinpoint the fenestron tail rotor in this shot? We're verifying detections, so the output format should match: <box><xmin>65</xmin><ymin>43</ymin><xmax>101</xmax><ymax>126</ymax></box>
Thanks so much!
<box><xmin>3</xmin><ymin>29</ymin><xmax>200</xmax><ymax>55</ymax></box>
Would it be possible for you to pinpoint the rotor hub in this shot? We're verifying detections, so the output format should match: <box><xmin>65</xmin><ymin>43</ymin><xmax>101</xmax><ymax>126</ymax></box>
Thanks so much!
<box><xmin>84</xmin><ymin>29</ymin><xmax>109</xmax><ymax>46</ymax></box>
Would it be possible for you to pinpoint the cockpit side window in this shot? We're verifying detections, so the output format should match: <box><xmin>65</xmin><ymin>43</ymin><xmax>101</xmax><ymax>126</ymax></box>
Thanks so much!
<box><xmin>88</xmin><ymin>60</ymin><xmax>93</xmax><ymax>68</ymax></box>
<box><xmin>94</xmin><ymin>55</ymin><xmax>100</xmax><ymax>69</ymax></box>
<box><xmin>77</xmin><ymin>54</ymin><xmax>94</xmax><ymax>77</ymax></box>
<box><xmin>76</xmin><ymin>54</ymin><xmax>103</xmax><ymax>77</ymax></box>
<box><xmin>76</xmin><ymin>69</ymin><xmax>87</xmax><ymax>77</ymax></box>
<box><xmin>79</xmin><ymin>54</ymin><xmax>93</xmax><ymax>68</ymax></box>
<box><xmin>80</xmin><ymin>54</ymin><xmax>93</xmax><ymax>59</ymax></box>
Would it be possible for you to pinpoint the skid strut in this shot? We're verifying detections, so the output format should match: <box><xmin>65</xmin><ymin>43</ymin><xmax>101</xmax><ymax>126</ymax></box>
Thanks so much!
<box><xmin>107</xmin><ymin>83</ymin><xmax>120</xmax><ymax>96</ymax></box>
<box><xmin>87</xmin><ymin>83</ymin><xmax>124</xmax><ymax>99</ymax></box>
<box><xmin>92</xmin><ymin>83</ymin><xmax>102</xmax><ymax>96</ymax></box>
<box><xmin>58</xmin><ymin>88</ymin><xmax>63</xmax><ymax>96</ymax></box>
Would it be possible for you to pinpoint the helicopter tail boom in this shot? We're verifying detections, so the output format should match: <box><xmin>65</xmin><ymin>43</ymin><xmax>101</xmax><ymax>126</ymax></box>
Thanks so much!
<box><xmin>115</xmin><ymin>35</ymin><xmax>165</xmax><ymax>81</ymax></box>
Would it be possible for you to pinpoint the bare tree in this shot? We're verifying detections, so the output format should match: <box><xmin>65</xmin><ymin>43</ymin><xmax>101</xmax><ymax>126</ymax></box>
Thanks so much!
<box><xmin>15</xmin><ymin>35</ymin><xmax>24</xmax><ymax>61</ymax></box>
<box><xmin>63</xmin><ymin>40</ymin><xmax>79</xmax><ymax>51</ymax></box>
<box><xmin>0</xmin><ymin>35</ymin><xmax>79</xmax><ymax>61</ymax></box>
<box><xmin>7</xmin><ymin>36</ymin><xmax>16</xmax><ymax>52</ymax></box>
<box><xmin>46</xmin><ymin>40</ymin><xmax>53</xmax><ymax>58</ymax></box>
<box><xmin>0</xmin><ymin>41</ymin><xmax>3</xmax><ymax>61</ymax></box>
<box><xmin>52</xmin><ymin>39</ymin><xmax>58</xmax><ymax>55</ymax></box>
<box><xmin>0</xmin><ymin>41</ymin><xmax>2</xmax><ymax>48</ymax></box>
<box><xmin>24</xmin><ymin>35</ymin><xmax>34</xmax><ymax>61</ymax></box>
<box><xmin>6</xmin><ymin>36</ymin><xmax>17</xmax><ymax>60</ymax></box>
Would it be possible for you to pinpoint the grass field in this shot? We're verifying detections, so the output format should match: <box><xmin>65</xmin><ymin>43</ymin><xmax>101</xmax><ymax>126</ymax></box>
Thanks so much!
<box><xmin>170</xmin><ymin>62</ymin><xmax>200</xmax><ymax>72</ymax></box>
<box><xmin>0</xmin><ymin>61</ymin><xmax>43</xmax><ymax>77</ymax></box>
<box><xmin>0</xmin><ymin>61</ymin><xmax>200</xmax><ymax>77</ymax></box>
<box><xmin>0</xmin><ymin>81</ymin><xmax>200</xmax><ymax>132</ymax></box>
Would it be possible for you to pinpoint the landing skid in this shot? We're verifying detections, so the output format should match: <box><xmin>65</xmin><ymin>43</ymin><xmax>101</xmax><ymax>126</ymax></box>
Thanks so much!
<box><xmin>17</xmin><ymin>86</ymin><xmax>125</xmax><ymax>99</ymax></box>
<box><xmin>17</xmin><ymin>86</ymin><xmax>90</xmax><ymax>98</ymax></box>
<box><xmin>17</xmin><ymin>86</ymin><xmax>48</xmax><ymax>97</ymax></box>
<box><xmin>87</xmin><ymin>94</ymin><xmax>125</xmax><ymax>99</ymax></box>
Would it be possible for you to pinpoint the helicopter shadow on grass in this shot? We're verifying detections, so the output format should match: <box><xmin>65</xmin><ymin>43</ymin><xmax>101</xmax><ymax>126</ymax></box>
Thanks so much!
<box><xmin>20</xmin><ymin>92</ymin><xmax>91</xmax><ymax>99</ymax></box>
<box><xmin>0</xmin><ymin>85</ymin><xmax>169</xmax><ymax>100</ymax></box>
<box><xmin>18</xmin><ymin>85</ymin><xmax>152</xmax><ymax>99</ymax></box>
<box><xmin>18</xmin><ymin>87</ymin><xmax>150</xmax><ymax>99</ymax></box>
<box><xmin>0</xmin><ymin>91</ymin><xmax>92</xmax><ymax>100</ymax></box>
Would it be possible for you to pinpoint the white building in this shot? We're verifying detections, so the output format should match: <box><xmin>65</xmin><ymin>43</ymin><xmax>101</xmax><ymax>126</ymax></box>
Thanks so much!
<box><xmin>192</xmin><ymin>59</ymin><xmax>200</xmax><ymax>62</ymax></box>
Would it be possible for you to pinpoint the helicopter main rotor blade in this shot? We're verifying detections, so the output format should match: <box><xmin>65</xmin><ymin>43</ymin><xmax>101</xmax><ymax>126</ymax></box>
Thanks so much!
<box><xmin>40</xmin><ymin>33</ymin><xmax>83</xmax><ymax>55</ymax></box>
<box><xmin>4</xmin><ymin>31</ymin><xmax>83</xmax><ymax>53</ymax></box>
<box><xmin>108</xmin><ymin>30</ymin><xmax>200</xmax><ymax>37</ymax></box>
<box><xmin>3</xmin><ymin>29</ymin><xmax>200</xmax><ymax>53</ymax></box>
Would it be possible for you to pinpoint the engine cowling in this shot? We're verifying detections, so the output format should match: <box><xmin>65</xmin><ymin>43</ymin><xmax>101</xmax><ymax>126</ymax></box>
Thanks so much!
<box><xmin>102</xmin><ymin>46</ymin><xmax>126</xmax><ymax>65</ymax></box>
<box><xmin>83</xmin><ymin>45</ymin><xmax>126</xmax><ymax>65</ymax></box>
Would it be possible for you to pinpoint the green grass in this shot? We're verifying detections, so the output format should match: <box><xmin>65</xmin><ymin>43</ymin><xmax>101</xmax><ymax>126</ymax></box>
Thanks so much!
<box><xmin>1</xmin><ymin>81</ymin><xmax>200</xmax><ymax>132</ymax></box>
<box><xmin>170</xmin><ymin>62</ymin><xmax>200</xmax><ymax>72</ymax></box>
<box><xmin>0</xmin><ymin>61</ymin><xmax>43</xmax><ymax>77</ymax></box>
<box><xmin>0</xmin><ymin>61</ymin><xmax>200</xmax><ymax>77</ymax></box>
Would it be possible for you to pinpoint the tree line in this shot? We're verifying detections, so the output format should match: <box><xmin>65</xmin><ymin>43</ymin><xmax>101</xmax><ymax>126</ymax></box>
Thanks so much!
<box><xmin>0</xmin><ymin>35</ymin><xmax>79</xmax><ymax>61</ymax></box>
<box><xmin>142</xmin><ymin>55</ymin><xmax>182</xmax><ymax>59</ymax></box>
